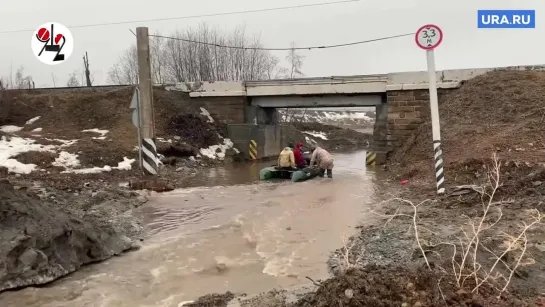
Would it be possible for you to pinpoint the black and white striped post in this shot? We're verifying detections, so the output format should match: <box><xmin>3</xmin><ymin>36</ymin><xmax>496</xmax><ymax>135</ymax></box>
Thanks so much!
<box><xmin>142</xmin><ymin>138</ymin><xmax>158</xmax><ymax>175</ymax></box>
<box><xmin>415</xmin><ymin>24</ymin><xmax>445</xmax><ymax>194</ymax></box>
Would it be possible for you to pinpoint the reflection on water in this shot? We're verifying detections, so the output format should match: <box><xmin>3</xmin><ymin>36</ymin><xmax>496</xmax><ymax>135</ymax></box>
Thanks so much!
<box><xmin>0</xmin><ymin>150</ymin><xmax>385</xmax><ymax>307</ymax></box>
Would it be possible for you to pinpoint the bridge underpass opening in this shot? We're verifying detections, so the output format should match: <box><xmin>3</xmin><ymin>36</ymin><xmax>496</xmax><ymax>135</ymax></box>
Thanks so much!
<box><xmin>278</xmin><ymin>106</ymin><xmax>377</xmax><ymax>137</ymax></box>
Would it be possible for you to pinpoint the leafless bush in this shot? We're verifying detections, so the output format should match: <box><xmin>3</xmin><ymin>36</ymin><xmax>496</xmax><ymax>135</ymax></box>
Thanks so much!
<box><xmin>108</xmin><ymin>23</ymin><xmax>300</xmax><ymax>85</ymax></box>
<box><xmin>373</xmin><ymin>153</ymin><xmax>543</xmax><ymax>298</ymax></box>
<box><xmin>338</xmin><ymin>233</ymin><xmax>362</xmax><ymax>272</ymax></box>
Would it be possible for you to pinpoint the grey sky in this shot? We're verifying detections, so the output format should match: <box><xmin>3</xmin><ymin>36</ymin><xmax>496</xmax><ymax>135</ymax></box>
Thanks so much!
<box><xmin>1</xmin><ymin>0</ymin><xmax>543</xmax><ymax>88</ymax></box>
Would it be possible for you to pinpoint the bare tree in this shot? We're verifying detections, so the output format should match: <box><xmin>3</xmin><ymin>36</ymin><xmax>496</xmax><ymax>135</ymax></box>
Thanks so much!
<box><xmin>67</xmin><ymin>71</ymin><xmax>80</xmax><ymax>87</ymax></box>
<box><xmin>83</xmin><ymin>52</ymin><xmax>92</xmax><ymax>87</ymax></box>
<box><xmin>15</xmin><ymin>66</ymin><xmax>34</xmax><ymax>89</ymax></box>
<box><xmin>107</xmin><ymin>22</ymin><xmax>294</xmax><ymax>85</ymax></box>
<box><xmin>107</xmin><ymin>45</ymin><xmax>138</xmax><ymax>85</ymax></box>
<box><xmin>286</xmin><ymin>42</ymin><xmax>305</xmax><ymax>79</ymax></box>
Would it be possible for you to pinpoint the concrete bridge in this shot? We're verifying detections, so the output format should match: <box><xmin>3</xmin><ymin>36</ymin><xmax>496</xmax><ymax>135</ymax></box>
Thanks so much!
<box><xmin>166</xmin><ymin>65</ymin><xmax>543</xmax><ymax>162</ymax></box>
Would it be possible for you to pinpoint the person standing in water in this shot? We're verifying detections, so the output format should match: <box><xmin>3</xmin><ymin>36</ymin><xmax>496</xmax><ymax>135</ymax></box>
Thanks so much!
<box><xmin>309</xmin><ymin>146</ymin><xmax>334</xmax><ymax>178</ymax></box>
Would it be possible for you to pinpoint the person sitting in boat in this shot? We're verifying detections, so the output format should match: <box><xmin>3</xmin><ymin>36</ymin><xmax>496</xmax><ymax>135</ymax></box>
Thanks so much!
<box><xmin>309</xmin><ymin>146</ymin><xmax>334</xmax><ymax>178</ymax></box>
<box><xmin>277</xmin><ymin>143</ymin><xmax>296</xmax><ymax>170</ymax></box>
<box><xmin>293</xmin><ymin>141</ymin><xmax>307</xmax><ymax>168</ymax></box>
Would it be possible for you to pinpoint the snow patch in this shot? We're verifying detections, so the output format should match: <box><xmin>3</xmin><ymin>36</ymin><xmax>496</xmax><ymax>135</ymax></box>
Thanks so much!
<box><xmin>200</xmin><ymin>107</ymin><xmax>214</xmax><ymax>123</ymax></box>
<box><xmin>32</xmin><ymin>127</ymin><xmax>43</xmax><ymax>132</ymax></box>
<box><xmin>157</xmin><ymin>137</ymin><xmax>173</xmax><ymax>143</ymax></box>
<box><xmin>199</xmin><ymin>138</ymin><xmax>234</xmax><ymax>160</ymax></box>
<box><xmin>52</xmin><ymin>151</ymin><xmax>81</xmax><ymax>168</ymax></box>
<box><xmin>62</xmin><ymin>157</ymin><xmax>135</xmax><ymax>174</ymax></box>
<box><xmin>82</xmin><ymin>128</ymin><xmax>109</xmax><ymax>137</ymax></box>
<box><xmin>44</xmin><ymin>138</ymin><xmax>78</xmax><ymax>147</ymax></box>
<box><xmin>305</xmin><ymin>136</ymin><xmax>317</xmax><ymax>144</ymax></box>
<box><xmin>303</xmin><ymin>131</ymin><xmax>328</xmax><ymax>140</ymax></box>
<box><xmin>0</xmin><ymin>136</ymin><xmax>57</xmax><ymax>174</ymax></box>
<box><xmin>26</xmin><ymin>116</ymin><xmax>41</xmax><ymax>125</ymax></box>
<box><xmin>0</xmin><ymin>125</ymin><xmax>23</xmax><ymax>133</ymax></box>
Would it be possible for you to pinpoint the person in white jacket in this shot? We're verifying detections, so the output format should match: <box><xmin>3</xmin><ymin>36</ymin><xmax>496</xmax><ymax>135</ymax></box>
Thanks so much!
<box><xmin>309</xmin><ymin>146</ymin><xmax>334</xmax><ymax>178</ymax></box>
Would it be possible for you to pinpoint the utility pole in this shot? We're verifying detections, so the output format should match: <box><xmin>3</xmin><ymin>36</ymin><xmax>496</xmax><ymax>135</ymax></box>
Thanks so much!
<box><xmin>136</xmin><ymin>27</ymin><xmax>158</xmax><ymax>175</ymax></box>
<box><xmin>83</xmin><ymin>52</ymin><xmax>92</xmax><ymax>87</ymax></box>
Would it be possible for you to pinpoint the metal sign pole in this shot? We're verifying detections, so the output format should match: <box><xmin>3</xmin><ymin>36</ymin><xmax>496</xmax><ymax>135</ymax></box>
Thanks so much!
<box><xmin>130</xmin><ymin>87</ymin><xmax>143</xmax><ymax>172</ymax></box>
<box><xmin>136</xmin><ymin>90</ymin><xmax>143</xmax><ymax>171</ymax></box>
<box><xmin>415</xmin><ymin>24</ymin><xmax>445</xmax><ymax>194</ymax></box>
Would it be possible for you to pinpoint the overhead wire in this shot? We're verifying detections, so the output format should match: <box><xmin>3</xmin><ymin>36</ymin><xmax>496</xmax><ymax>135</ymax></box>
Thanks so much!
<box><xmin>0</xmin><ymin>0</ymin><xmax>360</xmax><ymax>34</ymax></box>
<box><xmin>148</xmin><ymin>32</ymin><xmax>416</xmax><ymax>51</ymax></box>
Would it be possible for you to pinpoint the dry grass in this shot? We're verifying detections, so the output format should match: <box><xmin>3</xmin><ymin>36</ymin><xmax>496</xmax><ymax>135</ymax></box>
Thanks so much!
<box><xmin>374</xmin><ymin>153</ymin><xmax>544</xmax><ymax>299</ymax></box>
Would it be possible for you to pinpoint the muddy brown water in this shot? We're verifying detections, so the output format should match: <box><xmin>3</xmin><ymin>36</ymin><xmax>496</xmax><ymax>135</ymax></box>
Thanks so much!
<box><xmin>0</xmin><ymin>150</ymin><xmax>385</xmax><ymax>307</ymax></box>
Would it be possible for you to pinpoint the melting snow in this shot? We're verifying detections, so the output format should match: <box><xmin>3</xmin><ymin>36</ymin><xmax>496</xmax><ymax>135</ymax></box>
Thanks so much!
<box><xmin>52</xmin><ymin>151</ymin><xmax>81</xmax><ymax>168</ymax></box>
<box><xmin>305</xmin><ymin>136</ymin><xmax>317</xmax><ymax>144</ymax></box>
<box><xmin>280</xmin><ymin>110</ymin><xmax>374</xmax><ymax>123</ymax></box>
<box><xmin>0</xmin><ymin>125</ymin><xmax>23</xmax><ymax>133</ymax></box>
<box><xmin>157</xmin><ymin>137</ymin><xmax>173</xmax><ymax>143</ymax></box>
<box><xmin>32</xmin><ymin>127</ymin><xmax>43</xmax><ymax>132</ymax></box>
<box><xmin>303</xmin><ymin>131</ymin><xmax>328</xmax><ymax>140</ymax></box>
<box><xmin>82</xmin><ymin>128</ymin><xmax>109</xmax><ymax>137</ymax></box>
<box><xmin>0</xmin><ymin>136</ymin><xmax>57</xmax><ymax>174</ymax></box>
<box><xmin>200</xmin><ymin>107</ymin><xmax>214</xmax><ymax>123</ymax></box>
<box><xmin>26</xmin><ymin>116</ymin><xmax>41</xmax><ymax>125</ymax></box>
<box><xmin>199</xmin><ymin>138</ymin><xmax>234</xmax><ymax>160</ymax></box>
<box><xmin>62</xmin><ymin>157</ymin><xmax>135</xmax><ymax>174</ymax></box>
<box><xmin>44</xmin><ymin>138</ymin><xmax>78</xmax><ymax>147</ymax></box>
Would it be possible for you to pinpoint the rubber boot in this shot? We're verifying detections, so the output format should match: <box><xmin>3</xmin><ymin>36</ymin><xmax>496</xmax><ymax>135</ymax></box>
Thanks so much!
<box><xmin>318</xmin><ymin>169</ymin><xmax>325</xmax><ymax>177</ymax></box>
<box><xmin>326</xmin><ymin>169</ymin><xmax>333</xmax><ymax>178</ymax></box>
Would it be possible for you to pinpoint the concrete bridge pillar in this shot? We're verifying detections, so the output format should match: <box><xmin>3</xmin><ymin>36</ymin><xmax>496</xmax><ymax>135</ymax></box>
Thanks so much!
<box><xmin>244</xmin><ymin>105</ymin><xmax>279</xmax><ymax>125</ymax></box>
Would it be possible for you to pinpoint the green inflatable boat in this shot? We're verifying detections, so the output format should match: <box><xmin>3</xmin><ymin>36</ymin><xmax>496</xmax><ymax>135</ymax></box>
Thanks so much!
<box><xmin>259</xmin><ymin>151</ymin><xmax>319</xmax><ymax>182</ymax></box>
<box><xmin>259</xmin><ymin>166</ymin><xmax>320</xmax><ymax>182</ymax></box>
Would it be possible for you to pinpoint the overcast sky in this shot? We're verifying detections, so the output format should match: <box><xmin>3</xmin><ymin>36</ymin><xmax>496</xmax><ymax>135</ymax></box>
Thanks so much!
<box><xmin>1</xmin><ymin>0</ymin><xmax>543</xmax><ymax>88</ymax></box>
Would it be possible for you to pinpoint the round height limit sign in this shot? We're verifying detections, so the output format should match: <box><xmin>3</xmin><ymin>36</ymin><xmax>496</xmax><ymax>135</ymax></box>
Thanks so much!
<box><xmin>415</xmin><ymin>24</ymin><xmax>445</xmax><ymax>195</ymax></box>
<box><xmin>415</xmin><ymin>24</ymin><xmax>443</xmax><ymax>50</ymax></box>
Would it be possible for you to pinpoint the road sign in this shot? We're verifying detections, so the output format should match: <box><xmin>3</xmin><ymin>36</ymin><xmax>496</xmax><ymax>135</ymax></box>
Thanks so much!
<box><xmin>416</xmin><ymin>24</ymin><xmax>445</xmax><ymax>195</ymax></box>
<box><xmin>415</xmin><ymin>24</ymin><xmax>443</xmax><ymax>50</ymax></box>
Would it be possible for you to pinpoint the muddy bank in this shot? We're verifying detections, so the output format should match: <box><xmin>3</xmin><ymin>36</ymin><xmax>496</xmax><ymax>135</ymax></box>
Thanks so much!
<box><xmin>0</xmin><ymin>178</ymin><xmax>146</xmax><ymax>292</ymax></box>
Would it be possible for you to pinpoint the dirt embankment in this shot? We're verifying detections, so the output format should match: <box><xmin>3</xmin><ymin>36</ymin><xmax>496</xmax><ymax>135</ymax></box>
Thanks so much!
<box><xmin>0</xmin><ymin>178</ymin><xmax>146</xmax><ymax>292</ymax></box>
<box><xmin>390</xmin><ymin>70</ymin><xmax>545</xmax><ymax>184</ymax></box>
<box><xmin>0</xmin><ymin>87</ymin><xmax>239</xmax><ymax>190</ymax></box>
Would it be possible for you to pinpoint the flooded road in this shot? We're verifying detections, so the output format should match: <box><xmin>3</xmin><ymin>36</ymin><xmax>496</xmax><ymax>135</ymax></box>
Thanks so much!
<box><xmin>0</xmin><ymin>150</ymin><xmax>384</xmax><ymax>307</ymax></box>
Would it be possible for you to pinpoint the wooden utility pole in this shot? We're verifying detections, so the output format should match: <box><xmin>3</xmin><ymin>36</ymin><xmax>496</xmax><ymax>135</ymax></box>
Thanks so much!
<box><xmin>136</xmin><ymin>27</ymin><xmax>155</xmax><ymax>139</ymax></box>
<box><xmin>136</xmin><ymin>27</ymin><xmax>158</xmax><ymax>175</ymax></box>
<box><xmin>83</xmin><ymin>52</ymin><xmax>92</xmax><ymax>87</ymax></box>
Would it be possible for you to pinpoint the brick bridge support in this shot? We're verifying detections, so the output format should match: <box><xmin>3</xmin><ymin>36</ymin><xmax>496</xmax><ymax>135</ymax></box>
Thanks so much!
<box><xmin>372</xmin><ymin>89</ymin><xmax>450</xmax><ymax>163</ymax></box>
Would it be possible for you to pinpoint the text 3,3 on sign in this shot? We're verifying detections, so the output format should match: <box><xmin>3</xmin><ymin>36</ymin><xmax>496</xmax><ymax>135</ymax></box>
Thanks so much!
<box><xmin>415</xmin><ymin>24</ymin><xmax>443</xmax><ymax>50</ymax></box>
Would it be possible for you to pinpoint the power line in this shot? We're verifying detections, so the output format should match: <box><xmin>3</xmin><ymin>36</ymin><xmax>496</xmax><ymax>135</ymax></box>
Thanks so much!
<box><xmin>0</xmin><ymin>0</ymin><xmax>360</xmax><ymax>34</ymax></box>
<box><xmin>149</xmin><ymin>32</ymin><xmax>415</xmax><ymax>51</ymax></box>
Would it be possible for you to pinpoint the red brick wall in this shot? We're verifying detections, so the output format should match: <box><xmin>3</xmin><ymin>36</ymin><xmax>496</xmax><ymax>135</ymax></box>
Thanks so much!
<box><xmin>385</xmin><ymin>89</ymin><xmax>450</xmax><ymax>149</ymax></box>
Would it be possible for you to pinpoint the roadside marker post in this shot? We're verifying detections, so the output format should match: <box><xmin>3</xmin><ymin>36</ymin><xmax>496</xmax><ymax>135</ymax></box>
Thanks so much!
<box><xmin>136</xmin><ymin>27</ymin><xmax>158</xmax><ymax>175</ymax></box>
<box><xmin>415</xmin><ymin>24</ymin><xmax>445</xmax><ymax>194</ymax></box>
<box><xmin>130</xmin><ymin>87</ymin><xmax>143</xmax><ymax>171</ymax></box>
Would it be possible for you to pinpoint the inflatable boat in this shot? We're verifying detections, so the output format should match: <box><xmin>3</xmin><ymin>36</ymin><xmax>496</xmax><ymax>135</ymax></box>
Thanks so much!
<box><xmin>259</xmin><ymin>166</ymin><xmax>320</xmax><ymax>182</ymax></box>
<box><xmin>259</xmin><ymin>152</ymin><xmax>319</xmax><ymax>182</ymax></box>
